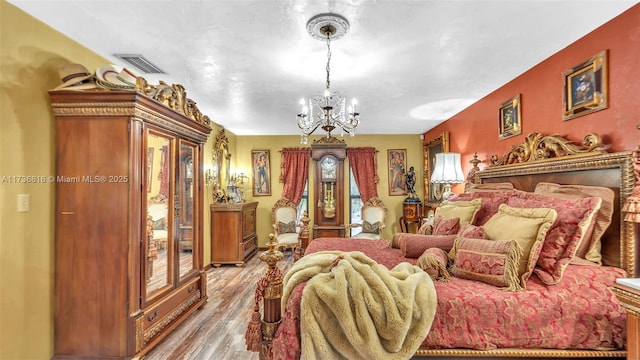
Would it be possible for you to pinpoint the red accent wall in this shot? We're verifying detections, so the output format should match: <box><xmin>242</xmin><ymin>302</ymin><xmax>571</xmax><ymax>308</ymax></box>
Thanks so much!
<box><xmin>424</xmin><ymin>4</ymin><xmax>640</xmax><ymax>175</ymax></box>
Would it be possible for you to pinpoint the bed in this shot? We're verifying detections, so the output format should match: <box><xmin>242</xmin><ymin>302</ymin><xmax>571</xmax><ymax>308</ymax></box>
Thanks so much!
<box><xmin>250</xmin><ymin>134</ymin><xmax>638</xmax><ymax>360</ymax></box>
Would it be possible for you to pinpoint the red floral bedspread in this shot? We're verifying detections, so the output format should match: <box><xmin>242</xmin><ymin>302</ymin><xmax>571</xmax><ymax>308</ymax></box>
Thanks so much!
<box><xmin>268</xmin><ymin>238</ymin><xmax>627</xmax><ymax>360</ymax></box>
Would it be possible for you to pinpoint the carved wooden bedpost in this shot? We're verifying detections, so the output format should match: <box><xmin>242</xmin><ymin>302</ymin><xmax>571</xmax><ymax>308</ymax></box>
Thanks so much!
<box><xmin>294</xmin><ymin>211</ymin><xmax>310</xmax><ymax>262</ymax></box>
<box><xmin>245</xmin><ymin>234</ymin><xmax>283</xmax><ymax>359</ymax></box>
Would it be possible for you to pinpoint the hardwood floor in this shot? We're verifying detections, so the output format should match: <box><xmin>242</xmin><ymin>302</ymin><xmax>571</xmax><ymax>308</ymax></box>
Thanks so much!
<box><xmin>144</xmin><ymin>250</ymin><xmax>294</xmax><ymax>360</ymax></box>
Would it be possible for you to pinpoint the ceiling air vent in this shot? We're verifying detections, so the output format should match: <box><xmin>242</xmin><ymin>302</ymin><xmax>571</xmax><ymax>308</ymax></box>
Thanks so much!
<box><xmin>114</xmin><ymin>54</ymin><xmax>165</xmax><ymax>74</ymax></box>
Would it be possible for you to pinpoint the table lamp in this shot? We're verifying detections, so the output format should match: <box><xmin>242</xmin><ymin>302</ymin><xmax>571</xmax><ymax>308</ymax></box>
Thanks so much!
<box><xmin>430</xmin><ymin>152</ymin><xmax>465</xmax><ymax>200</ymax></box>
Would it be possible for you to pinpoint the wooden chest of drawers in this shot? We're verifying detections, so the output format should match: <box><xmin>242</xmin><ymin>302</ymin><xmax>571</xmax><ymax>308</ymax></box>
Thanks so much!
<box><xmin>210</xmin><ymin>201</ymin><xmax>258</xmax><ymax>267</ymax></box>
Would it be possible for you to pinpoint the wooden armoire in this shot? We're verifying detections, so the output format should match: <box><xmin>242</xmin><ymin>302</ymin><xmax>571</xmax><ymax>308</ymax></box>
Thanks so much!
<box><xmin>49</xmin><ymin>85</ymin><xmax>211</xmax><ymax>359</ymax></box>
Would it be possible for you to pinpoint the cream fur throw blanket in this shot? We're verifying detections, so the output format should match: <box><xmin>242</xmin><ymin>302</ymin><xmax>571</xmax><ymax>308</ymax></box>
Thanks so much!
<box><xmin>281</xmin><ymin>251</ymin><xmax>437</xmax><ymax>360</ymax></box>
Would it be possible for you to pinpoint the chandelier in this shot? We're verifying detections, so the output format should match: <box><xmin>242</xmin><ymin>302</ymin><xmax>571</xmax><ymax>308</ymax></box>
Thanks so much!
<box><xmin>297</xmin><ymin>13</ymin><xmax>360</xmax><ymax>144</ymax></box>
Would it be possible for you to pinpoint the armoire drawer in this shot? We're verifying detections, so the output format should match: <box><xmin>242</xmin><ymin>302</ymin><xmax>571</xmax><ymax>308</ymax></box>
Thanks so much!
<box><xmin>141</xmin><ymin>277</ymin><xmax>203</xmax><ymax>339</ymax></box>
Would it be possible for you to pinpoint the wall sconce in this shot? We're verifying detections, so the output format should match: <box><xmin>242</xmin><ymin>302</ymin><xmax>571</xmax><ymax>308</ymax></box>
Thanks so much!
<box><xmin>232</xmin><ymin>172</ymin><xmax>249</xmax><ymax>186</ymax></box>
<box><xmin>430</xmin><ymin>152</ymin><xmax>465</xmax><ymax>200</ymax></box>
<box><xmin>205</xmin><ymin>168</ymin><xmax>217</xmax><ymax>186</ymax></box>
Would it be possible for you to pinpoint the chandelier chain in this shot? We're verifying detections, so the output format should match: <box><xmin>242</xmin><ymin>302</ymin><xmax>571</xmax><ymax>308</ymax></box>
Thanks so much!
<box><xmin>325</xmin><ymin>32</ymin><xmax>331</xmax><ymax>91</ymax></box>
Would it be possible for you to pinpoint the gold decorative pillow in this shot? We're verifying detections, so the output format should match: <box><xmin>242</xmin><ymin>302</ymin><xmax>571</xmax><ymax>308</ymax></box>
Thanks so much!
<box><xmin>434</xmin><ymin>198</ymin><xmax>482</xmax><ymax>225</ymax></box>
<box><xmin>482</xmin><ymin>204</ymin><xmax>557</xmax><ymax>288</ymax></box>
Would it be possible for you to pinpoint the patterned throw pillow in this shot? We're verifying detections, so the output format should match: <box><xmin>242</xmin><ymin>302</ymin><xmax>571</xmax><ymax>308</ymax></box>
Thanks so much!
<box><xmin>449</xmin><ymin>237</ymin><xmax>523</xmax><ymax>291</ymax></box>
<box><xmin>362</xmin><ymin>220</ymin><xmax>380</xmax><ymax>234</ymax></box>
<box><xmin>534</xmin><ymin>182</ymin><xmax>614</xmax><ymax>265</ymax></box>
<box><xmin>457</xmin><ymin>223</ymin><xmax>486</xmax><ymax>239</ymax></box>
<box><xmin>277</xmin><ymin>221</ymin><xmax>297</xmax><ymax>234</ymax></box>
<box><xmin>507</xmin><ymin>192</ymin><xmax>602</xmax><ymax>285</ymax></box>
<box><xmin>482</xmin><ymin>204</ymin><xmax>557</xmax><ymax>289</ymax></box>
<box><xmin>449</xmin><ymin>190</ymin><xmax>520</xmax><ymax>226</ymax></box>
<box><xmin>432</xmin><ymin>216</ymin><xmax>460</xmax><ymax>235</ymax></box>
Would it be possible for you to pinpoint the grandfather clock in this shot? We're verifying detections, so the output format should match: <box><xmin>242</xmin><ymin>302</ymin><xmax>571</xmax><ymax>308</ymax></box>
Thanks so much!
<box><xmin>311</xmin><ymin>139</ymin><xmax>347</xmax><ymax>238</ymax></box>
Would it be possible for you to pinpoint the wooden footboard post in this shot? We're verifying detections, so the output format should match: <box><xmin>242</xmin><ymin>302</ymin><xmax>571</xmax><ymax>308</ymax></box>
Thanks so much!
<box><xmin>245</xmin><ymin>234</ymin><xmax>283</xmax><ymax>360</ymax></box>
<box><xmin>294</xmin><ymin>211</ymin><xmax>310</xmax><ymax>262</ymax></box>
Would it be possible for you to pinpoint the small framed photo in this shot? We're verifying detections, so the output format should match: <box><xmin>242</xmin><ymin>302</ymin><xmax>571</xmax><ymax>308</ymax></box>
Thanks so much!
<box><xmin>387</xmin><ymin>149</ymin><xmax>407</xmax><ymax>196</ymax></box>
<box><xmin>563</xmin><ymin>50</ymin><xmax>608</xmax><ymax>121</ymax></box>
<box><xmin>498</xmin><ymin>94</ymin><xmax>521</xmax><ymax>140</ymax></box>
<box><xmin>251</xmin><ymin>150</ymin><xmax>271</xmax><ymax>196</ymax></box>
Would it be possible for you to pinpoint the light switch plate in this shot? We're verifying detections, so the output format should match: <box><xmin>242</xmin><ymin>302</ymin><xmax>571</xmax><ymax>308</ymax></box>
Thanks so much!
<box><xmin>17</xmin><ymin>194</ymin><xmax>30</xmax><ymax>212</ymax></box>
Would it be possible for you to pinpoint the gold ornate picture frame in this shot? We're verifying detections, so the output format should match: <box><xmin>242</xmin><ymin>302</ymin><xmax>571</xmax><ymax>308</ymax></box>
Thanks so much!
<box><xmin>498</xmin><ymin>94</ymin><xmax>521</xmax><ymax>140</ymax></box>
<box><xmin>387</xmin><ymin>149</ymin><xmax>407</xmax><ymax>196</ymax></box>
<box><xmin>563</xmin><ymin>50</ymin><xmax>608</xmax><ymax>121</ymax></box>
<box><xmin>252</xmin><ymin>150</ymin><xmax>271</xmax><ymax>196</ymax></box>
<box><xmin>423</xmin><ymin>131</ymin><xmax>449</xmax><ymax>202</ymax></box>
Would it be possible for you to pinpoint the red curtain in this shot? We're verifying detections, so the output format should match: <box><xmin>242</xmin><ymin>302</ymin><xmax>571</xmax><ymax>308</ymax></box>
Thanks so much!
<box><xmin>280</xmin><ymin>147</ymin><xmax>311</xmax><ymax>205</ymax></box>
<box><xmin>347</xmin><ymin>147</ymin><xmax>378</xmax><ymax>202</ymax></box>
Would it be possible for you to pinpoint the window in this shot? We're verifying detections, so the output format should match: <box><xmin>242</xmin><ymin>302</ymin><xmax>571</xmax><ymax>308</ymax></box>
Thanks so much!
<box><xmin>349</xmin><ymin>170</ymin><xmax>363</xmax><ymax>237</ymax></box>
<box><xmin>296</xmin><ymin>180</ymin><xmax>309</xmax><ymax>224</ymax></box>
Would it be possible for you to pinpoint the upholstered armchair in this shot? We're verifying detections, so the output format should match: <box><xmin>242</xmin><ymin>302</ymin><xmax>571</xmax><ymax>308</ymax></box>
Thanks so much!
<box><xmin>348</xmin><ymin>197</ymin><xmax>388</xmax><ymax>239</ymax></box>
<box><xmin>271</xmin><ymin>198</ymin><xmax>300</xmax><ymax>251</ymax></box>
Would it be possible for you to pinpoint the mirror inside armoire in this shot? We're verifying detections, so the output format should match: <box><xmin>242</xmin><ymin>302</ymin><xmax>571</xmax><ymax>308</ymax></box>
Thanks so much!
<box><xmin>178</xmin><ymin>141</ymin><xmax>197</xmax><ymax>278</ymax></box>
<box><xmin>146</xmin><ymin>132</ymin><xmax>173</xmax><ymax>295</ymax></box>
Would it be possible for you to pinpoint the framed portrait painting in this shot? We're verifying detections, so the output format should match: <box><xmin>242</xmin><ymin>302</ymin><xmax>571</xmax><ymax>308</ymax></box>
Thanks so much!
<box><xmin>563</xmin><ymin>50</ymin><xmax>608</xmax><ymax>121</ymax></box>
<box><xmin>252</xmin><ymin>150</ymin><xmax>271</xmax><ymax>196</ymax></box>
<box><xmin>423</xmin><ymin>131</ymin><xmax>449</xmax><ymax>202</ymax></box>
<box><xmin>387</xmin><ymin>149</ymin><xmax>407</xmax><ymax>196</ymax></box>
<box><xmin>498</xmin><ymin>94</ymin><xmax>522</xmax><ymax>140</ymax></box>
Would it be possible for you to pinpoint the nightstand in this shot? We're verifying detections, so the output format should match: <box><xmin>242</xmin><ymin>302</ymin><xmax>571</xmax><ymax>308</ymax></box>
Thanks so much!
<box><xmin>611</xmin><ymin>279</ymin><xmax>640</xmax><ymax>359</ymax></box>
<box><xmin>400</xmin><ymin>201</ymin><xmax>422</xmax><ymax>233</ymax></box>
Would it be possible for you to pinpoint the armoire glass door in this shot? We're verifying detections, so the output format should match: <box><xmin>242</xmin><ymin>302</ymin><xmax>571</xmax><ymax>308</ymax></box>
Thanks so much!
<box><xmin>145</xmin><ymin>130</ymin><xmax>175</xmax><ymax>297</ymax></box>
<box><xmin>177</xmin><ymin>140</ymin><xmax>198</xmax><ymax>280</ymax></box>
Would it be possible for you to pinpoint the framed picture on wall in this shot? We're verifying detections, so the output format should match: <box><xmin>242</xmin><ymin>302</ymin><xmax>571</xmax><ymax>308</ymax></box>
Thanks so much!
<box><xmin>498</xmin><ymin>94</ymin><xmax>522</xmax><ymax>140</ymax></box>
<box><xmin>387</xmin><ymin>149</ymin><xmax>407</xmax><ymax>196</ymax></box>
<box><xmin>563</xmin><ymin>50</ymin><xmax>608</xmax><ymax>121</ymax></box>
<box><xmin>423</xmin><ymin>131</ymin><xmax>449</xmax><ymax>202</ymax></box>
<box><xmin>251</xmin><ymin>150</ymin><xmax>271</xmax><ymax>196</ymax></box>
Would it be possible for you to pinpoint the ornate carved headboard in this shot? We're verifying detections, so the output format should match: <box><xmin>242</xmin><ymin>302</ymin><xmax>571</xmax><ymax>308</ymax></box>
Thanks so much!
<box><xmin>475</xmin><ymin>133</ymin><xmax>637</xmax><ymax>276</ymax></box>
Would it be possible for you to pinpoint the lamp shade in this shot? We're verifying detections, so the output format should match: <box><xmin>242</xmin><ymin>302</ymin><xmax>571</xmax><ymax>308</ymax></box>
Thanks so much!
<box><xmin>430</xmin><ymin>153</ymin><xmax>465</xmax><ymax>184</ymax></box>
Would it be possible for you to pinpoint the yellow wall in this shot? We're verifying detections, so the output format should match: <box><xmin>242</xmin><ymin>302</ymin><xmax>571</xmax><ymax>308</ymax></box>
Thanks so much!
<box><xmin>0</xmin><ymin>4</ymin><xmax>422</xmax><ymax>359</ymax></box>
<box><xmin>0</xmin><ymin>3</ymin><xmax>110</xmax><ymax>359</ymax></box>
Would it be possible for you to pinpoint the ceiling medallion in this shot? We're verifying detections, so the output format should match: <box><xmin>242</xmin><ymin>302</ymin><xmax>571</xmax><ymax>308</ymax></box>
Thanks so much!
<box><xmin>306</xmin><ymin>13</ymin><xmax>349</xmax><ymax>41</ymax></box>
<box><xmin>297</xmin><ymin>13</ymin><xmax>360</xmax><ymax>145</ymax></box>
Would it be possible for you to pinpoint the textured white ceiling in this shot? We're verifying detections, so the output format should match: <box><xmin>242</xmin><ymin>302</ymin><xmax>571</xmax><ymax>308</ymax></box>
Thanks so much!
<box><xmin>9</xmin><ymin>0</ymin><xmax>637</xmax><ymax>135</ymax></box>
